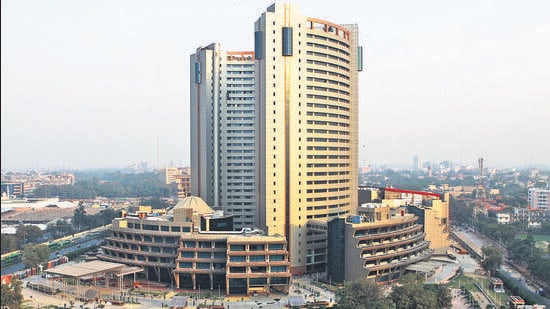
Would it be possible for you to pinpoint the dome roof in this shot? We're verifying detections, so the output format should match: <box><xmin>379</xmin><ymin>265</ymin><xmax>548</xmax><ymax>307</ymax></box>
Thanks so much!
<box><xmin>169</xmin><ymin>196</ymin><xmax>213</xmax><ymax>215</ymax></box>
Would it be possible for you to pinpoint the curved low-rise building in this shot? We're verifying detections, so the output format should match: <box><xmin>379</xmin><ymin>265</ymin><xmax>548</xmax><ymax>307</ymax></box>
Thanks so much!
<box><xmin>326</xmin><ymin>204</ymin><xmax>432</xmax><ymax>284</ymax></box>
<box><xmin>99</xmin><ymin>197</ymin><xmax>213</xmax><ymax>282</ymax></box>
<box><xmin>99</xmin><ymin>196</ymin><xmax>291</xmax><ymax>294</ymax></box>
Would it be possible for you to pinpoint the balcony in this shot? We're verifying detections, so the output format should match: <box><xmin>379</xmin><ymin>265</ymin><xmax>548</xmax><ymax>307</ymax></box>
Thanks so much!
<box><xmin>354</xmin><ymin>224</ymin><xmax>422</xmax><ymax>242</ymax></box>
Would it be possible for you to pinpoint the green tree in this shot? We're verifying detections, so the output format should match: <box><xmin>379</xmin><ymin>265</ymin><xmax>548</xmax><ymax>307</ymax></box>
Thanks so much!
<box><xmin>390</xmin><ymin>273</ymin><xmax>450</xmax><ymax>309</ymax></box>
<box><xmin>22</xmin><ymin>244</ymin><xmax>50</xmax><ymax>269</ymax></box>
<box><xmin>335</xmin><ymin>279</ymin><xmax>393</xmax><ymax>309</ymax></box>
<box><xmin>1</xmin><ymin>279</ymin><xmax>23</xmax><ymax>309</ymax></box>
<box><xmin>15</xmin><ymin>223</ymin><xmax>43</xmax><ymax>249</ymax></box>
<box><xmin>73</xmin><ymin>202</ymin><xmax>87</xmax><ymax>231</ymax></box>
<box><xmin>0</xmin><ymin>234</ymin><xmax>18</xmax><ymax>254</ymax></box>
<box><xmin>46</xmin><ymin>219</ymin><xmax>75</xmax><ymax>238</ymax></box>
<box><xmin>425</xmin><ymin>284</ymin><xmax>452</xmax><ymax>309</ymax></box>
<box><xmin>481</xmin><ymin>246</ymin><xmax>503</xmax><ymax>275</ymax></box>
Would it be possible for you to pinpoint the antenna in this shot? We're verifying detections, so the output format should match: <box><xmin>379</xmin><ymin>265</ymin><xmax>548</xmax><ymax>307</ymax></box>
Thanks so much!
<box><xmin>473</xmin><ymin>157</ymin><xmax>487</xmax><ymax>220</ymax></box>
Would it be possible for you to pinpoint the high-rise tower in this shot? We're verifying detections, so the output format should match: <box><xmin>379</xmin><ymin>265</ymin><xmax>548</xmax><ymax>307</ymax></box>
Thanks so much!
<box><xmin>190</xmin><ymin>43</ymin><xmax>258</xmax><ymax>229</ymax></box>
<box><xmin>254</xmin><ymin>3</ymin><xmax>362</xmax><ymax>273</ymax></box>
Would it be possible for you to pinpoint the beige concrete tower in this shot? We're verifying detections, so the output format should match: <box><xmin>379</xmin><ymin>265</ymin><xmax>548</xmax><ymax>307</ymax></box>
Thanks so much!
<box><xmin>255</xmin><ymin>3</ymin><xmax>362</xmax><ymax>273</ymax></box>
<box><xmin>190</xmin><ymin>43</ymin><xmax>258</xmax><ymax>229</ymax></box>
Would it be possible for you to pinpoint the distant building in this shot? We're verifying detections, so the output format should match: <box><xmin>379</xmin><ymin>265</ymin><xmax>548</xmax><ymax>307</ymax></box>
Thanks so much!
<box><xmin>164</xmin><ymin>167</ymin><xmax>191</xmax><ymax>199</ymax></box>
<box><xmin>413</xmin><ymin>155</ymin><xmax>421</xmax><ymax>170</ymax></box>
<box><xmin>0</xmin><ymin>172</ymin><xmax>75</xmax><ymax>196</ymax></box>
<box><xmin>496</xmin><ymin>213</ymin><xmax>511</xmax><ymax>224</ymax></box>
<box><xmin>1</xmin><ymin>182</ymin><xmax>25</xmax><ymax>197</ymax></box>
<box><xmin>512</xmin><ymin>207</ymin><xmax>550</xmax><ymax>223</ymax></box>
<box><xmin>528</xmin><ymin>188</ymin><xmax>549</xmax><ymax>210</ymax></box>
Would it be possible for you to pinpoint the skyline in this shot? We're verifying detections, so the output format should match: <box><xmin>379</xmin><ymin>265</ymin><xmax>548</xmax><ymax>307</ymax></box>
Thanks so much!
<box><xmin>2</xmin><ymin>0</ymin><xmax>550</xmax><ymax>170</ymax></box>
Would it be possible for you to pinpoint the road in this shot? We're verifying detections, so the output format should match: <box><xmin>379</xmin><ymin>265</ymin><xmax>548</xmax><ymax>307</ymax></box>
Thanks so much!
<box><xmin>1</xmin><ymin>238</ymin><xmax>101</xmax><ymax>276</ymax></box>
<box><xmin>453</xmin><ymin>230</ymin><xmax>550</xmax><ymax>306</ymax></box>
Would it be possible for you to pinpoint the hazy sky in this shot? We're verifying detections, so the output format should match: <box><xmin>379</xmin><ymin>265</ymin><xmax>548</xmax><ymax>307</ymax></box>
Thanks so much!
<box><xmin>2</xmin><ymin>0</ymin><xmax>549</xmax><ymax>170</ymax></box>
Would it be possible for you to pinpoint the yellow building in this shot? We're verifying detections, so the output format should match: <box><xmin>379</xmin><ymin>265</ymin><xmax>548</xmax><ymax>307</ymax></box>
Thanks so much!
<box><xmin>404</xmin><ymin>192</ymin><xmax>451</xmax><ymax>249</ymax></box>
<box><xmin>254</xmin><ymin>2</ymin><xmax>363</xmax><ymax>274</ymax></box>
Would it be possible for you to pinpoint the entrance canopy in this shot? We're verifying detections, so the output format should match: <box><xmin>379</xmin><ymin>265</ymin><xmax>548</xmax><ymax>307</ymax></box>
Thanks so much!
<box><xmin>46</xmin><ymin>260</ymin><xmax>128</xmax><ymax>279</ymax></box>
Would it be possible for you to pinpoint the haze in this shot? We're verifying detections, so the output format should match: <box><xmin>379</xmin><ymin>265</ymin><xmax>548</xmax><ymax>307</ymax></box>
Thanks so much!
<box><xmin>2</xmin><ymin>0</ymin><xmax>549</xmax><ymax>170</ymax></box>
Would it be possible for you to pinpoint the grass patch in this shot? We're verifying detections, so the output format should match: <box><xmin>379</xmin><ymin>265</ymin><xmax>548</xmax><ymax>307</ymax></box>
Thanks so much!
<box><xmin>130</xmin><ymin>289</ymin><xmax>167</xmax><ymax>297</ymax></box>
<box><xmin>516</xmin><ymin>234</ymin><xmax>550</xmax><ymax>252</ymax></box>
<box><xmin>447</xmin><ymin>274</ymin><xmax>509</xmax><ymax>307</ymax></box>
<box><xmin>516</xmin><ymin>234</ymin><xmax>550</xmax><ymax>241</ymax></box>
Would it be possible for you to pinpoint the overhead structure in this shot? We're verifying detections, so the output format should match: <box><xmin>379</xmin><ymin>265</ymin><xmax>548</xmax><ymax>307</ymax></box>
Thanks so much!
<box><xmin>45</xmin><ymin>260</ymin><xmax>143</xmax><ymax>298</ymax></box>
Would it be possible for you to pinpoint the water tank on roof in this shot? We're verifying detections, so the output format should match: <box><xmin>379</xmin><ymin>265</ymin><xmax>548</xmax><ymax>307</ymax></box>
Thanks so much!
<box><xmin>351</xmin><ymin>215</ymin><xmax>361</xmax><ymax>224</ymax></box>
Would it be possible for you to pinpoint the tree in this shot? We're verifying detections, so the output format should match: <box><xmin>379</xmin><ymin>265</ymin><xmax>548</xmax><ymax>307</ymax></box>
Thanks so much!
<box><xmin>481</xmin><ymin>246</ymin><xmax>503</xmax><ymax>275</ymax></box>
<box><xmin>1</xmin><ymin>234</ymin><xmax>18</xmax><ymax>254</ymax></box>
<box><xmin>73</xmin><ymin>202</ymin><xmax>87</xmax><ymax>231</ymax></box>
<box><xmin>22</xmin><ymin>244</ymin><xmax>50</xmax><ymax>269</ymax></box>
<box><xmin>1</xmin><ymin>279</ymin><xmax>23</xmax><ymax>309</ymax></box>
<box><xmin>425</xmin><ymin>284</ymin><xmax>452</xmax><ymax>309</ymax></box>
<box><xmin>15</xmin><ymin>223</ymin><xmax>44</xmax><ymax>249</ymax></box>
<box><xmin>46</xmin><ymin>219</ymin><xmax>75</xmax><ymax>238</ymax></box>
<box><xmin>390</xmin><ymin>273</ymin><xmax>451</xmax><ymax>309</ymax></box>
<box><xmin>335</xmin><ymin>279</ymin><xmax>393</xmax><ymax>309</ymax></box>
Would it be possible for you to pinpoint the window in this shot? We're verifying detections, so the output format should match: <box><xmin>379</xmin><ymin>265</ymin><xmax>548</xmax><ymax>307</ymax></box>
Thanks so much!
<box><xmin>181</xmin><ymin>252</ymin><xmax>194</xmax><ymax>258</ymax></box>
<box><xmin>198</xmin><ymin>252</ymin><xmax>211</xmax><ymax>259</ymax></box>
<box><xmin>250</xmin><ymin>278</ymin><xmax>267</xmax><ymax>285</ymax></box>
<box><xmin>230</xmin><ymin>245</ymin><xmax>245</xmax><ymax>251</ymax></box>
<box><xmin>250</xmin><ymin>244</ymin><xmax>265</xmax><ymax>251</ymax></box>
<box><xmin>269</xmin><ymin>244</ymin><xmax>284</xmax><ymax>250</ymax></box>
<box><xmin>229</xmin><ymin>267</ymin><xmax>246</xmax><ymax>273</ymax></box>
<box><xmin>271</xmin><ymin>266</ymin><xmax>287</xmax><ymax>272</ymax></box>
<box><xmin>230</xmin><ymin>256</ymin><xmax>246</xmax><ymax>262</ymax></box>
<box><xmin>199</xmin><ymin>242</ymin><xmax>212</xmax><ymax>248</ymax></box>
<box><xmin>214</xmin><ymin>252</ymin><xmax>226</xmax><ymax>259</ymax></box>
<box><xmin>250</xmin><ymin>266</ymin><xmax>267</xmax><ymax>273</ymax></box>
<box><xmin>249</xmin><ymin>255</ymin><xmax>265</xmax><ymax>262</ymax></box>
